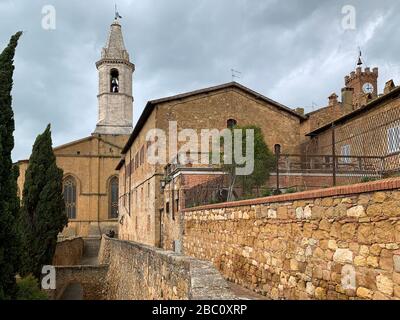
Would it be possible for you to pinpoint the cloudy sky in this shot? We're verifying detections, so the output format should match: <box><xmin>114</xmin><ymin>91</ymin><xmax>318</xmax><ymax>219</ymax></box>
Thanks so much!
<box><xmin>1</xmin><ymin>0</ymin><xmax>400</xmax><ymax>160</ymax></box>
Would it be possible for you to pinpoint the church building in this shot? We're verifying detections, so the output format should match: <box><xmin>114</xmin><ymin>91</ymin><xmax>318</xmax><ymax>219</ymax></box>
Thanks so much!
<box><xmin>17</xmin><ymin>17</ymin><xmax>134</xmax><ymax>238</ymax></box>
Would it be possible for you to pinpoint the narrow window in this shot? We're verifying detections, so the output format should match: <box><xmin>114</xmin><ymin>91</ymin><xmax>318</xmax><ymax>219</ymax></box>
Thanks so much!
<box><xmin>110</xmin><ymin>68</ymin><xmax>119</xmax><ymax>93</ymax></box>
<box><xmin>227</xmin><ymin>119</ymin><xmax>237</xmax><ymax>129</ymax></box>
<box><xmin>109</xmin><ymin>176</ymin><xmax>119</xmax><ymax>218</ymax></box>
<box><xmin>388</xmin><ymin>126</ymin><xmax>400</xmax><ymax>154</ymax></box>
<box><xmin>63</xmin><ymin>176</ymin><xmax>77</xmax><ymax>219</ymax></box>
<box><xmin>140</xmin><ymin>146</ymin><xmax>145</xmax><ymax>165</ymax></box>
<box><xmin>341</xmin><ymin>145</ymin><xmax>351</xmax><ymax>164</ymax></box>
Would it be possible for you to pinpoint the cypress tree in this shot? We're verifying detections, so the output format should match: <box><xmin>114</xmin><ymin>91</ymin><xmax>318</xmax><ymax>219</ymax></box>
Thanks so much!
<box><xmin>0</xmin><ymin>31</ymin><xmax>23</xmax><ymax>300</ymax></box>
<box><xmin>19</xmin><ymin>125</ymin><xmax>67</xmax><ymax>278</ymax></box>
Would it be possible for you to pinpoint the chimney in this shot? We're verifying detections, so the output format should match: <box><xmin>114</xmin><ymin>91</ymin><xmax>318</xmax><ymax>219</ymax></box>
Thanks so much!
<box><xmin>295</xmin><ymin>107</ymin><xmax>305</xmax><ymax>116</ymax></box>
<box><xmin>328</xmin><ymin>93</ymin><xmax>338</xmax><ymax>107</ymax></box>
<box><xmin>384</xmin><ymin>79</ymin><xmax>396</xmax><ymax>95</ymax></box>
<box><xmin>341</xmin><ymin>87</ymin><xmax>354</xmax><ymax>113</ymax></box>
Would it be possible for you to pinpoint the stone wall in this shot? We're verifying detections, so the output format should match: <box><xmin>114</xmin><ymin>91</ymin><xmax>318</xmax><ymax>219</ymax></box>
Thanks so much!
<box><xmin>53</xmin><ymin>237</ymin><xmax>84</xmax><ymax>266</ymax></box>
<box><xmin>51</xmin><ymin>265</ymin><xmax>108</xmax><ymax>300</ymax></box>
<box><xmin>181</xmin><ymin>178</ymin><xmax>400</xmax><ymax>300</ymax></box>
<box><xmin>99</xmin><ymin>236</ymin><xmax>236</xmax><ymax>300</ymax></box>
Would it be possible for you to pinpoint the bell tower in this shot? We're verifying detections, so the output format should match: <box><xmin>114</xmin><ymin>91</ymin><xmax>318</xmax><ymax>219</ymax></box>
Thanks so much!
<box><xmin>94</xmin><ymin>17</ymin><xmax>135</xmax><ymax>135</ymax></box>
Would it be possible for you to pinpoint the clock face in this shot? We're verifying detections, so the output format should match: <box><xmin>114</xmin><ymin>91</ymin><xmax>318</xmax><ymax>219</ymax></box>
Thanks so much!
<box><xmin>363</xmin><ymin>82</ymin><xmax>374</xmax><ymax>94</ymax></box>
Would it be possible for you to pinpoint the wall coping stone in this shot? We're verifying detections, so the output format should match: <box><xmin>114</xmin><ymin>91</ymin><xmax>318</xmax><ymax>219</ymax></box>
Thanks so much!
<box><xmin>182</xmin><ymin>177</ymin><xmax>400</xmax><ymax>212</ymax></box>
<box><xmin>100</xmin><ymin>236</ymin><xmax>236</xmax><ymax>300</ymax></box>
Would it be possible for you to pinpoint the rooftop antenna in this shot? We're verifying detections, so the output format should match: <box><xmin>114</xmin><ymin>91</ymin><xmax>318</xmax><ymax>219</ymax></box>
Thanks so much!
<box><xmin>115</xmin><ymin>4</ymin><xmax>122</xmax><ymax>20</ymax></box>
<box><xmin>231</xmin><ymin>69</ymin><xmax>242</xmax><ymax>82</ymax></box>
<box><xmin>311</xmin><ymin>101</ymin><xmax>318</xmax><ymax>112</ymax></box>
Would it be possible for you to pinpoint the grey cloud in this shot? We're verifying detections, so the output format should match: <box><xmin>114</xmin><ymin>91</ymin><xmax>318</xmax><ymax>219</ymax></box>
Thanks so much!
<box><xmin>1</xmin><ymin>0</ymin><xmax>399</xmax><ymax>160</ymax></box>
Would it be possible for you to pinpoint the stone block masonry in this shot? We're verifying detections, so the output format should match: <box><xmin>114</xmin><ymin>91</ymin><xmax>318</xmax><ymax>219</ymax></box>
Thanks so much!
<box><xmin>99</xmin><ymin>236</ymin><xmax>236</xmax><ymax>300</ymax></box>
<box><xmin>181</xmin><ymin>178</ymin><xmax>400</xmax><ymax>300</ymax></box>
<box><xmin>53</xmin><ymin>237</ymin><xmax>84</xmax><ymax>266</ymax></box>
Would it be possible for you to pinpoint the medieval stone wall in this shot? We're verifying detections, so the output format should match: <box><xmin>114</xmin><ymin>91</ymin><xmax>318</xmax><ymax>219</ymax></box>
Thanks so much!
<box><xmin>98</xmin><ymin>236</ymin><xmax>236</xmax><ymax>300</ymax></box>
<box><xmin>53</xmin><ymin>237</ymin><xmax>84</xmax><ymax>266</ymax></box>
<box><xmin>51</xmin><ymin>265</ymin><xmax>108</xmax><ymax>300</ymax></box>
<box><xmin>181</xmin><ymin>178</ymin><xmax>400</xmax><ymax>300</ymax></box>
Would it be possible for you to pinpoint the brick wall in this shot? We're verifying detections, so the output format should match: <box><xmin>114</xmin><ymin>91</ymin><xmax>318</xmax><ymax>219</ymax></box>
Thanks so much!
<box><xmin>181</xmin><ymin>178</ymin><xmax>400</xmax><ymax>300</ymax></box>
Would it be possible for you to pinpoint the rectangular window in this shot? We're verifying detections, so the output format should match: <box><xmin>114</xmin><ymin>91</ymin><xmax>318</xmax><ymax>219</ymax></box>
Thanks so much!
<box><xmin>388</xmin><ymin>126</ymin><xmax>400</xmax><ymax>154</ymax></box>
<box><xmin>140</xmin><ymin>146</ymin><xmax>145</xmax><ymax>165</ymax></box>
<box><xmin>135</xmin><ymin>153</ymin><xmax>139</xmax><ymax>169</ymax></box>
<box><xmin>166</xmin><ymin>202</ymin><xmax>170</xmax><ymax>214</ymax></box>
<box><xmin>341</xmin><ymin>145</ymin><xmax>351</xmax><ymax>164</ymax></box>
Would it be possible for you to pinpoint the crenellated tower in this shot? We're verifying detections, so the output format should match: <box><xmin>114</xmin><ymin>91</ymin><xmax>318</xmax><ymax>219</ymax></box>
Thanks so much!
<box><xmin>342</xmin><ymin>66</ymin><xmax>378</xmax><ymax>110</ymax></box>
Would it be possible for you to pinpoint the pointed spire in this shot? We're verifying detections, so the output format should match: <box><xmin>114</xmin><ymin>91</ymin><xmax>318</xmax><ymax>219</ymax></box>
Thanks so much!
<box><xmin>101</xmin><ymin>19</ymin><xmax>129</xmax><ymax>61</ymax></box>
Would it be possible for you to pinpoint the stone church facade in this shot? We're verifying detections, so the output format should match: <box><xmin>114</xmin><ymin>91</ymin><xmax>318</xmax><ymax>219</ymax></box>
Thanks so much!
<box><xmin>17</xmin><ymin>18</ymin><xmax>134</xmax><ymax>238</ymax></box>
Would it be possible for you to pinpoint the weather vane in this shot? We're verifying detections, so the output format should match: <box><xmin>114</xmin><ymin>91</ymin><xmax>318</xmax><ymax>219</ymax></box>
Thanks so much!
<box><xmin>115</xmin><ymin>4</ymin><xmax>122</xmax><ymax>20</ymax></box>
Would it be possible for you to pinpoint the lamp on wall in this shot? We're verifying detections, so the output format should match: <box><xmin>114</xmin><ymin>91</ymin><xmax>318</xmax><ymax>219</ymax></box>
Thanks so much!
<box><xmin>160</xmin><ymin>176</ymin><xmax>172</xmax><ymax>191</ymax></box>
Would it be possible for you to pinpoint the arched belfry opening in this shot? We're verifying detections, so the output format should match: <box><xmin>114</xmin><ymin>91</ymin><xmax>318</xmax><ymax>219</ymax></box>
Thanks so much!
<box><xmin>227</xmin><ymin>119</ymin><xmax>238</xmax><ymax>129</ymax></box>
<box><xmin>110</xmin><ymin>68</ymin><xmax>119</xmax><ymax>93</ymax></box>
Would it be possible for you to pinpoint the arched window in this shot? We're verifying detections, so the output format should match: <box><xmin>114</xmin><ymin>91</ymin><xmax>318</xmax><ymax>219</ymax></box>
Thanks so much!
<box><xmin>110</xmin><ymin>68</ymin><xmax>119</xmax><ymax>93</ymax></box>
<box><xmin>109</xmin><ymin>176</ymin><xmax>119</xmax><ymax>219</ymax></box>
<box><xmin>274</xmin><ymin>144</ymin><xmax>282</xmax><ymax>155</ymax></box>
<box><xmin>63</xmin><ymin>177</ymin><xmax>77</xmax><ymax>219</ymax></box>
<box><xmin>227</xmin><ymin>119</ymin><xmax>237</xmax><ymax>129</ymax></box>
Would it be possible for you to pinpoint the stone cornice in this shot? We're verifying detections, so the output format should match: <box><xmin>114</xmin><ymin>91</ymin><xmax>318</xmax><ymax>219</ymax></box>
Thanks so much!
<box><xmin>96</xmin><ymin>58</ymin><xmax>135</xmax><ymax>70</ymax></box>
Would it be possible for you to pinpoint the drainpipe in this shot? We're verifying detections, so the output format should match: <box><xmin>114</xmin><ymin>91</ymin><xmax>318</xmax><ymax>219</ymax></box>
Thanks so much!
<box><xmin>331</xmin><ymin>123</ymin><xmax>337</xmax><ymax>187</ymax></box>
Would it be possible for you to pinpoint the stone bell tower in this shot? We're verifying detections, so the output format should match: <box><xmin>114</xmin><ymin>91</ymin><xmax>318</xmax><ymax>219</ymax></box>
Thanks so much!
<box><xmin>94</xmin><ymin>18</ymin><xmax>135</xmax><ymax>135</ymax></box>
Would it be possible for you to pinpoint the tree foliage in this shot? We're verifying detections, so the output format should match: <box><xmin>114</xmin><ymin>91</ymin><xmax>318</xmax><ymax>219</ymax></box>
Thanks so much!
<box><xmin>19</xmin><ymin>125</ymin><xmax>67</xmax><ymax>278</ymax></box>
<box><xmin>16</xmin><ymin>275</ymin><xmax>48</xmax><ymax>300</ymax></box>
<box><xmin>221</xmin><ymin>125</ymin><xmax>276</xmax><ymax>200</ymax></box>
<box><xmin>0</xmin><ymin>31</ymin><xmax>23</xmax><ymax>300</ymax></box>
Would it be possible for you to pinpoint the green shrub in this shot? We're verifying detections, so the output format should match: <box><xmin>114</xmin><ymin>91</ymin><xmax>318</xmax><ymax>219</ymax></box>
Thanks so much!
<box><xmin>284</xmin><ymin>188</ymin><xmax>297</xmax><ymax>194</ymax></box>
<box><xmin>16</xmin><ymin>275</ymin><xmax>48</xmax><ymax>300</ymax></box>
<box><xmin>361</xmin><ymin>177</ymin><xmax>379</xmax><ymax>183</ymax></box>
<box><xmin>261</xmin><ymin>188</ymin><xmax>273</xmax><ymax>197</ymax></box>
